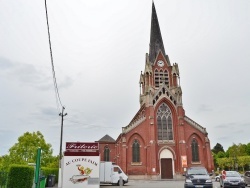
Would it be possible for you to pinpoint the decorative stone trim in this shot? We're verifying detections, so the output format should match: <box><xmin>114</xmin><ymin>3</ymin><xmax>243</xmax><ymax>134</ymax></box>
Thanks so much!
<box><xmin>158</xmin><ymin>140</ymin><xmax>175</xmax><ymax>145</ymax></box>
<box><xmin>153</xmin><ymin>86</ymin><xmax>177</xmax><ymax>106</ymax></box>
<box><xmin>131</xmin><ymin>162</ymin><xmax>142</xmax><ymax>166</ymax></box>
<box><xmin>191</xmin><ymin>161</ymin><xmax>201</xmax><ymax>165</ymax></box>
<box><xmin>179</xmin><ymin>140</ymin><xmax>186</xmax><ymax>144</ymax></box>
<box><xmin>122</xmin><ymin>116</ymin><xmax>146</xmax><ymax>134</ymax></box>
<box><xmin>184</xmin><ymin>116</ymin><xmax>207</xmax><ymax>134</ymax></box>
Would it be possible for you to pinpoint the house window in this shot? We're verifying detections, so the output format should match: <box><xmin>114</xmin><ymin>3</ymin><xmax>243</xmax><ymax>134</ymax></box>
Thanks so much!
<box><xmin>157</xmin><ymin>103</ymin><xmax>173</xmax><ymax>141</ymax></box>
<box><xmin>191</xmin><ymin>139</ymin><xmax>199</xmax><ymax>162</ymax></box>
<box><xmin>104</xmin><ymin>147</ymin><xmax>110</xmax><ymax>161</ymax></box>
<box><xmin>132</xmin><ymin>139</ymin><xmax>140</xmax><ymax>162</ymax></box>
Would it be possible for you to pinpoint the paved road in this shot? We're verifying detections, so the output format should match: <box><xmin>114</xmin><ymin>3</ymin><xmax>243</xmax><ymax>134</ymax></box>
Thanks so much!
<box><xmin>100</xmin><ymin>179</ymin><xmax>221</xmax><ymax>188</ymax></box>
<box><xmin>49</xmin><ymin>180</ymin><xmax>222</xmax><ymax>188</ymax></box>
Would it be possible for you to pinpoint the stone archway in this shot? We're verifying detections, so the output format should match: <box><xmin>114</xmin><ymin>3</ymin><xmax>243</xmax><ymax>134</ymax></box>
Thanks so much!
<box><xmin>159</xmin><ymin>149</ymin><xmax>174</xmax><ymax>179</ymax></box>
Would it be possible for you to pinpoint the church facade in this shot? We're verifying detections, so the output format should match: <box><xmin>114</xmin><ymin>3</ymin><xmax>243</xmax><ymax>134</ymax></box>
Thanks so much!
<box><xmin>96</xmin><ymin>2</ymin><xmax>214</xmax><ymax>179</ymax></box>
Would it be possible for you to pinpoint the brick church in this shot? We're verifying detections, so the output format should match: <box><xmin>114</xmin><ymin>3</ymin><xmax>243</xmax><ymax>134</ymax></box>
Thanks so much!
<box><xmin>96</xmin><ymin>2</ymin><xmax>214</xmax><ymax>179</ymax></box>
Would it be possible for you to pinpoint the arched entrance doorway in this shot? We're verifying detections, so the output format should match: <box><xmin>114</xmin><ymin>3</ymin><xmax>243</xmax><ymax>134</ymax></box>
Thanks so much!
<box><xmin>160</xmin><ymin>149</ymin><xmax>174</xmax><ymax>179</ymax></box>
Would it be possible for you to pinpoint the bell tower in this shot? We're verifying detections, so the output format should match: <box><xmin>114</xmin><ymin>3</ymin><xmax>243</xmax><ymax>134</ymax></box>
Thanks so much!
<box><xmin>139</xmin><ymin>2</ymin><xmax>182</xmax><ymax>107</ymax></box>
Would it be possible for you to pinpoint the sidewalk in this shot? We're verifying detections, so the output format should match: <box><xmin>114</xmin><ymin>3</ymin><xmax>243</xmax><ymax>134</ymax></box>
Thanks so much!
<box><xmin>46</xmin><ymin>184</ymin><xmax>58</xmax><ymax>188</ymax></box>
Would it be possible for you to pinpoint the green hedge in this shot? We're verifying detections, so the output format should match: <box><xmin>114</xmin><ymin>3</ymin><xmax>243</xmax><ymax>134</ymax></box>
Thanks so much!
<box><xmin>7</xmin><ymin>165</ymin><xmax>34</xmax><ymax>188</ymax></box>
<box><xmin>0</xmin><ymin>171</ymin><xmax>8</xmax><ymax>187</ymax></box>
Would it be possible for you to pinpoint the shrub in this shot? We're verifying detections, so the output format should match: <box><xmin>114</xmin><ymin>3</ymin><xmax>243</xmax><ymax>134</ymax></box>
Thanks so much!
<box><xmin>7</xmin><ymin>165</ymin><xmax>34</xmax><ymax>188</ymax></box>
<box><xmin>41</xmin><ymin>167</ymin><xmax>59</xmax><ymax>183</ymax></box>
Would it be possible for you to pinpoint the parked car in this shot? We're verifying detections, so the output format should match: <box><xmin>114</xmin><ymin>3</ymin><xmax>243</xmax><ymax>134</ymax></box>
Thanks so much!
<box><xmin>244</xmin><ymin>171</ymin><xmax>250</xmax><ymax>186</ymax></box>
<box><xmin>184</xmin><ymin>166</ymin><xmax>213</xmax><ymax>188</ymax></box>
<box><xmin>220</xmin><ymin>171</ymin><xmax>245</xmax><ymax>188</ymax></box>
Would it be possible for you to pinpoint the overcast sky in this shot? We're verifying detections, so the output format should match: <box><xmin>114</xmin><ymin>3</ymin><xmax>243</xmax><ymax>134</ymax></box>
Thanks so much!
<box><xmin>0</xmin><ymin>0</ymin><xmax>249</xmax><ymax>156</ymax></box>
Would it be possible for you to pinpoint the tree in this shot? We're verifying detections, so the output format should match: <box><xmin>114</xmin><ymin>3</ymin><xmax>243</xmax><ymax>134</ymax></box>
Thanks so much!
<box><xmin>0</xmin><ymin>155</ymin><xmax>11</xmax><ymax>171</ymax></box>
<box><xmin>246</xmin><ymin>143</ymin><xmax>250</xmax><ymax>155</ymax></box>
<box><xmin>45</xmin><ymin>155</ymin><xmax>59</xmax><ymax>168</ymax></box>
<box><xmin>8</xmin><ymin>131</ymin><xmax>56</xmax><ymax>167</ymax></box>
<box><xmin>217</xmin><ymin>157</ymin><xmax>230</xmax><ymax>170</ymax></box>
<box><xmin>227</xmin><ymin>144</ymin><xmax>239</xmax><ymax>157</ymax></box>
<box><xmin>238</xmin><ymin>156</ymin><xmax>250</xmax><ymax>172</ymax></box>
<box><xmin>238</xmin><ymin>144</ymin><xmax>248</xmax><ymax>156</ymax></box>
<box><xmin>217</xmin><ymin>151</ymin><xmax>225</xmax><ymax>158</ymax></box>
<box><xmin>214</xmin><ymin>142</ymin><xmax>250</xmax><ymax>172</ymax></box>
<box><xmin>212</xmin><ymin>143</ymin><xmax>225</xmax><ymax>154</ymax></box>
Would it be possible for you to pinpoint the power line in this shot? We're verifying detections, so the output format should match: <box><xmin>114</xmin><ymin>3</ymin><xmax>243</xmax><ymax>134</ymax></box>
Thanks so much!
<box><xmin>44</xmin><ymin>3</ymin><xmax>67</xmax><ymax>184</ymax></box>
<box><xmin>44</xmin><ymin>0</ymin><xmax>63</xmax><ymax>110</ymax></box>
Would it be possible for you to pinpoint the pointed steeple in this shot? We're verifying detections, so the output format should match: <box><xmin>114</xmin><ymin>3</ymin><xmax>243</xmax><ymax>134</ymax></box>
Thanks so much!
<box><xmin>149</xmin><ymin>2</ymin><xmax>166</xmax><ymax>64</ymax></box>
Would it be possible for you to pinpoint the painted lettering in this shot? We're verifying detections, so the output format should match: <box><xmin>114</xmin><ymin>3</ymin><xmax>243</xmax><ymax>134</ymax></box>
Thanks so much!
<box><xmin>72</xmin><ymin>158</ymin><xmax>81</xmax><ymax>163</ymax></box>
<box><xmin>66</xmin><ymin>157</ymin><xmax>98</xmax><ymax>166</ymax></box>
<box><xmin>88</xmin><ymin>159</ymin><xmax>98</xmax><ymax>166</ymax></box>
<box><xmin>66</xmin><ymin>142</ymin><xmax>99</xmax><ymax>150</ymax></box>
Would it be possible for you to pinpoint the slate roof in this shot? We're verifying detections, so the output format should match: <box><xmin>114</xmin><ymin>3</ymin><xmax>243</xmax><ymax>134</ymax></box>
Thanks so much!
<box><xmin>98</xmin><ymin>134</ymin><xmax>115</xmax><ymax>143</ymax></box>
<box><xmin>149</xmin><ymin>2</ymin><xmax>166</xmax><ymax>64</ymax></box>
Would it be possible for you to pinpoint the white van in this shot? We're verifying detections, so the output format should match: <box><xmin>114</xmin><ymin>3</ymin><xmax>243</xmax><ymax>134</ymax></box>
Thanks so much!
<box><xmin>100</xmin><ymin>162</ymin><xmax>128</xmax><ymax>186</ymax></box>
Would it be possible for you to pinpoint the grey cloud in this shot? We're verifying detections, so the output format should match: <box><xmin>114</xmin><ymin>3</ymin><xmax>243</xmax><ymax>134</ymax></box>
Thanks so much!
<box><xmin>217</xmin><ymin>136</ymin><xmax>230</xmax><ymax>141</ymax></box>
<box><xmin>14</xmin><ymin>63</ymin><xmax>44</xmax><ymax>83</ymax></box>
<box><xmin>240</xmin><ymin>122</ymin><xmax>250</xmax><ymax>127</ymax></box>
<box><xmin>64</xmin><ymin>115</ymin><xmax>115</xmax><ymax>130</ymax></box>
<box><xmin>233</xmin><ymin>129</ymin><xmax>244</xmax><ymax>134</ymax></box>
<box><xmin>0</xmin><ymin>57</ymin><xmax>14</xmax><ymax>69</ymax></box>
<box><xmin>197</xmin><ymin>104</ymin><xmax>213</xmax><ymax>112</ymax></box>
<box><xmin>215</xmin><ymin>122</ymin><xmax>249</xmax><ymax>129</ymax></box>
<box><xmin>215</xmin><ymin>122</ymin><xmax>237</xmax><ymax>128</ymax></box>
<box><xmin>27</xmin><ymin>106</ymin><xmax>60</xmax><ymax>124</ymax></box>
<box><xmin>0</xmin><ymin>129</ymin><xmax>20</xmax><ymax>154</ymax></box>
<box><xmin>40</xmin><ymin>107</ymin><xmax>59</xmax><ymax>117</ymax></box>
<box><xmin>58</xmin><ymin>76</ymin><xmax>74</xmax><ymax>89</ymax></box>
<box><xmin>0</xmin><ymin>57</ymin><xmax>73</xmax><ymax>91</ymax></box>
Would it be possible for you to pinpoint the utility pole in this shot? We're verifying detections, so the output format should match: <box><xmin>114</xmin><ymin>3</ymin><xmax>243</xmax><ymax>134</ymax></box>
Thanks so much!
<box><xmin>59</xmin><ymin>106</ymin><xmax>67</xmax><ymax>168</ymax></box>
<box><xmin>35</xmin><ymin>148</ymin><xmax>41</xmax><ymax>188</ymax></box>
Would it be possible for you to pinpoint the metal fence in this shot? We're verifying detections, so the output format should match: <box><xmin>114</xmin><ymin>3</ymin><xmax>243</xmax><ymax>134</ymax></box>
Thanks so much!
<box><xmin>0</xmin><ymin>171</ymin><xmax>7</xmax><ymax>188</ymax></box>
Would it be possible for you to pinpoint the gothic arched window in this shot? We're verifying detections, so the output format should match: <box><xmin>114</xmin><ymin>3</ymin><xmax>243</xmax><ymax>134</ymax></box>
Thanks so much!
<box><xmin>191</xmin><ymin>139</ymin><xmax>199</xmax><ymax>162</ymax></box>
<box><xmin>157</xmin><ymin>103</ymin><xmax>173</xmax><ymax>141</ymax></box>
<box><xmin>164</xmin><ymin>70</ymin><xmax>169</xmax><ymax>87</ymax></box>
<box><xmin>154</xmin><ymin>69</ymin><xmax>159</xmax><ymax>87</ymax></box>
<box><xmin>104</xmin><ymin>147</ymin><xmax>110</xmax><ymax>161</ymax></box>
<box><xmin>132</xmin><ymin>139</ymin><xmax>140</xmax><ymax>162</ymax></box>
<box><xmin>154</xmin><ymin>69</ymin><xmax>169</xmax><ymax>88</ymax></box>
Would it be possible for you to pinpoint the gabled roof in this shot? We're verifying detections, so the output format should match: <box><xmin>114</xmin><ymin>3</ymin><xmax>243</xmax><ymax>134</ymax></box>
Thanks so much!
<box><xmin>184</xmin><ymin>116</ymin><xmax>207</xmax><ymax>135</ymax></box>
<box><xmin>98</xmin><ymin>134</ymin><xmax>115</xmax><ymax>143</ymax></box>
<box><xmin>149</xmin><ymin>2</ymin><xmax>166</xmax><ymax>64</ymax></box>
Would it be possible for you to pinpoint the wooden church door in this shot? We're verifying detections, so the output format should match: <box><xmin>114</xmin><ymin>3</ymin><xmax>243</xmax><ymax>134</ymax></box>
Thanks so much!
<box><xmin>161</xmin><ymin>158</ymin><xmax>173</xmax><ymax>179</ymax></box>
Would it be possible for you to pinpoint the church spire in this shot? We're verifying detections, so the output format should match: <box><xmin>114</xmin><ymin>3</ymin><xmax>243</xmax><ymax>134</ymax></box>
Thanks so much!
<box><xmin>149</xmin><ymin>2</ymin><xmax>166</xmax><ymax>64</ymax></box>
